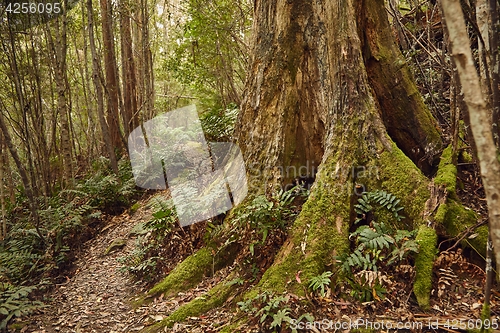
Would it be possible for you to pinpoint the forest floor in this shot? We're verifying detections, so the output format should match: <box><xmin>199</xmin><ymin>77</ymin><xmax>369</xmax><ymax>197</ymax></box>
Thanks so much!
<box><xmin>21</xmin><ymin>194</ymin><xmax>171</xmax><ymax>333</ymax></box>
<box><xmin>20</xmin><ymin>192</ymin><xmax>233</xmax><ymax>333</ymax></box>
<box><xmin>17</xmin><ymin>166</ymin><xmax>500</xmax><ymax>332</ymax></box>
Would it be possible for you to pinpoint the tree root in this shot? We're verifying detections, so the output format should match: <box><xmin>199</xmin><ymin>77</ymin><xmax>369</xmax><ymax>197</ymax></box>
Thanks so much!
<box><xmin>141</xmin><ymin>273</ymin><xmax>236</xmax><ymax>333</ymax></box>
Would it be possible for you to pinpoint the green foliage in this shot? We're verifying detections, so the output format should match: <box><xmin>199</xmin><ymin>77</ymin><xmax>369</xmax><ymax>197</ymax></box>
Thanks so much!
<box><xmin>339</xmin><ymin>222</ymin><xmax>418</xmax><ymax>273</ymax></box>
<box><xmin>354</xmin><ymin>190</ymin><xmax>405</xmax><ymax>224</ymax></box>
<box><xmin>119</xmin><ymin>203</ymin><xmax>176</xmax><ymax>280</ymax></box>
<box><xmin>336</xmin><ymin>191</ymin><xmax>418</xmax><ymax>301</ymax></box>
<box><xmin>0</xmin><ymin>283</ymin><xmax>45</xmax><ymax>330</ymax></box>
<box><xmin>162</xmin><ymin>0</ymin><xmax>252</xmax><ymax>107</ymax></box>
<box><xmin>0</xmin><ymin>239</ymin><xmax>44</xmax><ymax>284</ymax></box>
<box><xmin>118</xmin><ymin>237</ymin><xmax>161</xmax><ymax>281</ymax></box>
<box><xmin>210</xmin><ymin>185</ymin><xmax>302</xmax><ymax>259</ymax></box>
<box><xmin>76</xmin><ymin>157</ymin><xmax>137</xmax><ymax>209</ymax></box>
<box><xmin>145</xmin><ymin>206</ymin><xmax>176</xmax><ymax>235</ymax></box>
<box><xmin>308</xmin><ymin>271</ymin><xmax>333</xmax><ymax>297</ymax></box>
<box><xmin>237</xmin><ymin>292</ymin><xmax>314</xmax><ymax>333</ymax></box>
<box><xmin>201</xmin><ymin>105</ymin><xmax>239</xmax><ymax>141</ymax></box>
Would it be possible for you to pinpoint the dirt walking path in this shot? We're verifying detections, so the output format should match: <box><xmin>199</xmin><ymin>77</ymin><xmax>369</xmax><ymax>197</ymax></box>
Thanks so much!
<box><xmin>25</xmin><ymin>200</ymin><xmax>176</xmax><ymax>333</ymax></box>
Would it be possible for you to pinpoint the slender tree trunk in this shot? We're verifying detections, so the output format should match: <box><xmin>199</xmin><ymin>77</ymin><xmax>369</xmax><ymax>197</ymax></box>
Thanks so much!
<box><xmin>6</xmin><ymin>21</ymin><xmax>40</xmax><ymax>198</ymax></box>
<box><xmin>46</xmin><ymin>1</ymin><xmax>74</xmax><ymax>185</ymax></box>
<box><xmin>0</xmin><ymin>140</ymin><xmax>5</xmax><ymax>241</ymax></box>
<box><xmin>4</xmin><ymin>146</ymin><xmax>15</xmax><ymax>206</ymax></box>
<box><xmin>80</xmin><ymin>0</ymin><xmax>97</xmax><ymax>161</ymax></box>
<box><xmin>441</xmin><ymin>0</ymin><xmax>500</xmax><ymax>275</ymax></box>
<box><xmin>0</xmin><ymin>111</ymin><xmax>44</xmax><ymax>244</ymax></box>
<box><xmin>88</xmin><ymin>0</ymin><xmax>119</xmax><ymax>173</ymax></box>
<box><xmin>489</xmin><ymin>0</ymin><xmax>500</xmax><ymax>148</ymax></box>
<box><xmin>136</xmin><ymin>0</ymin><xmax>154</xmax><ymax>120</ymax></box>
<box><xmin>100</xmin><ymin>0</ymin><xmax>124</xmax><ymax>151</ymax></box>
<box><xmin>119</xmin><ymin>0</ymin><xmax>139</xmax><ymax>137</ymax></box>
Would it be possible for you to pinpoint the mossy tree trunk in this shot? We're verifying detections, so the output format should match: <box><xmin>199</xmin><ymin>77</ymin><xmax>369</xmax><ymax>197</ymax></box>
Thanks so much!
<box><xmin>144</xmin><ymin>0</ymin><xmax>455</xmax><ymax>329</ymax></box>
<box><xmin>236</xmin><ymin>0</ymin><xmax>442</xmax><ymax>191</ymax></box>
<box><xmin>235</xmin><ymin>0</ymin><xmax>441</xmax><ymax>293</ymax></box>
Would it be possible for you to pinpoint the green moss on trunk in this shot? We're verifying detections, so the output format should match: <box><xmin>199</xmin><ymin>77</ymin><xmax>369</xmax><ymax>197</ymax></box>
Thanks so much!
<box><xmin>138</xmin><ymin>248</ymin><xmax>213</xmax><ymax>305</ymax></box>
<box><xmin>438</xmin><ymin>200</ymin><xmax>487</xmax><ymax>257</ymax></box>
<box><xmin>433</xmin><ymin>145</ymin><xmax>487</xmax><ymax>257</ymax></box>
<box><xmin>434</xmin><ymin>145</ymin><xmax>457</xmax><ymax>198</ymax></box>
<box><xmin>413</xmin><ymin>225</ymin><xmax>437</xmax><ymax>310</ymax></box>
<box><xmin>246</xmin><ymin>140</ymin><xmax>431</xmax><ymax>300</ymax></box>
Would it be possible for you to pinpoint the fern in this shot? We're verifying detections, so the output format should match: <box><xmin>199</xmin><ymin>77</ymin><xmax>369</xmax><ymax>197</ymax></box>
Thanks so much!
<box><xmin>0</xmin><ymin>284</ymin><xmax>45</xmax><ymax>330</ymax></box>
<box><xmin>357</xmin><ymin>224</ymin><xmax>394</xmax><ymax>250</ymax></box>
<box><xmin>308</xmin><ymin>271</ymin><xmax>333</xmax><ymax>297</ymax></box>
<box><xmin>336</xmin><ymin>191</ymin><xmax>419</xmax><ymax>301</ymax></box>
<box><xmin>354</xmin><ymin>190</ymin><xmax>405</xmax><ymax>224</ymax></box>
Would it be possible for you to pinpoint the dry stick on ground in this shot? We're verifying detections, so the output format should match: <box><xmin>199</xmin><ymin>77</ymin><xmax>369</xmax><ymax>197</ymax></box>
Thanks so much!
<box><xmin>440</xmin><ymin>0</ymin><xmax>500</xmax><ymax>295</ymax></box>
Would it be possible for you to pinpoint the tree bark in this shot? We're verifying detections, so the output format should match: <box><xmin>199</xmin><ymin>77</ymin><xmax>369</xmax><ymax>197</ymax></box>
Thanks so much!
<box><xmin>46</xmin><ymin>0</ymin><xmax>74</xmax><ymax>185</ymax></box>
<box><xmin>100</xmin><ymin>0</ymin><xmax>124</xmax><ymax>150</ymax></box>
<box><xmin>0</xmin><ymin>139</ymin><xmax>5</xmax><ymax>241</ymax></box>
<box><xmin>234</xmin><ymin>0</ymin><xmax>438</xmax><ymax>294</ymax></box>
<box><xmin>88</xmin><ymin>0</ymin><xmax>119</xmax><ymax>173</ymax></box>
<box><xmin>441</xmin><ymin>0</ymin><xmax>500</xmax><ymax>276</ymax></box>
<box><xmin>119</xmin><ymin>0</ymin><xmax>139</xmax><ymax>137</ymax></box>
<box><xmin>489</xmin><ymin>0</ymin><xmax>500</xmax><ymax>148</ymax></box>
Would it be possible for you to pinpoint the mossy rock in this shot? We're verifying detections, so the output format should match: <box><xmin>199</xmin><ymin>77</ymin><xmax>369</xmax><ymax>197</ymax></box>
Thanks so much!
<box><xmin>104</xmin><ymin>238</ymin><xmax>127</xmax><ymax>255</ymax></box>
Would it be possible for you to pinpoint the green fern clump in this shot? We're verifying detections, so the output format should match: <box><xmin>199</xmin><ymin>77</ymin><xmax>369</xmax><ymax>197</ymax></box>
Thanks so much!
<box><xmin>354</xmin><ymin>190</ymin><xmax>405</xmax><ymax>224</ymax></box>
<box><xmin>77</xmin><ymin>158</ymin><xmax>137</xmax><ymax>209</ymax></box>
<box><xmin>224</xmin><ymin>185</ymin><xmax>300</xmax><ymax>256</ymax></box>
<box><xmin>118</xmin><ymin>237</ymin><xmax>161</xmax><ymax>281</ymax></box>
<box><xmin>237</xmin><ymin>292</ymin><xmax>314</xmax><ymax>332</ymax></box>
<box><xmin>0</xmin><ymin>283</ymin><xmax>45</xmax><ymax>330</ymax></box>
<box><xmin>336</xmin><ymin>190</ymin><xmax>418</xmax><ymax>302</ymax></box>
<box><xmin>308</xmin><ymin>271</ymin><xmax>333</xmax><ymax>297</ymax></box>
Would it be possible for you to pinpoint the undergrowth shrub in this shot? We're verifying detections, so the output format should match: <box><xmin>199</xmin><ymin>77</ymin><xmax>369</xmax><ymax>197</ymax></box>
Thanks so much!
<box><xmin>206</xmin><ymin>185</ymin><xmax>307</xmax><ymax>283</ymax></box>
<box><xmin>0</xmin><ymin>283</ymin><xmax>46</xmax><ymax>330</ymax></box>
<box><xmin>118</xmin><ymin>198</ymin><xmax>176</xmax><ymax>281</ymax></box>
<box><xmin>118</xmin><ymin>236</ymin><xmax>160</xmax><ymax>281</ymax></box>
<box><xmin>0</xmin><ymin>157</ymin><xmax>138</xmax><ymax>329</ymax></box>
<box><xmin>76</xmin><ymin>157</ymin><xmax>137</xmax><ymax>211</ymax></box>
<box><xmin>237</xmin><ymin>291</ymin><xmax>314</xmax><ymax>332</ymax></box>
<box><xmin>334</xmin><ymin>190</ymin><xmax>419</xmax><ymax>302</ymax></box>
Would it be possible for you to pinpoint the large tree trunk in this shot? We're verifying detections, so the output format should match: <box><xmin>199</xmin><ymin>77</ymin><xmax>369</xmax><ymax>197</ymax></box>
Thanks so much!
<box><xmin>236</xmin><ymin>0</ymin><xmax>442</xmax><ymax>190</ymax></box>
<box><xmin>235</xmin><ymin>0</ymin><xmax>438</xmax><ymax>294</ymax></box>
<box><xmin>142</xmin><ymin>0</ymin><xmax>460</xmax><ymax>330</ymax></box>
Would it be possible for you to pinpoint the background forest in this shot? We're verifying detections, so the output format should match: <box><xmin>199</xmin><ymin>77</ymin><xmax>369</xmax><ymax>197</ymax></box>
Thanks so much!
<box><xmin>0</xmin><ymin>0</ymin><xmax>251</xmax><ymax>329</ymax></box>
<box><xmin>0</xmin><ymin>0</ymin><xmax>499</xmax><ymax>331</ymax></box>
